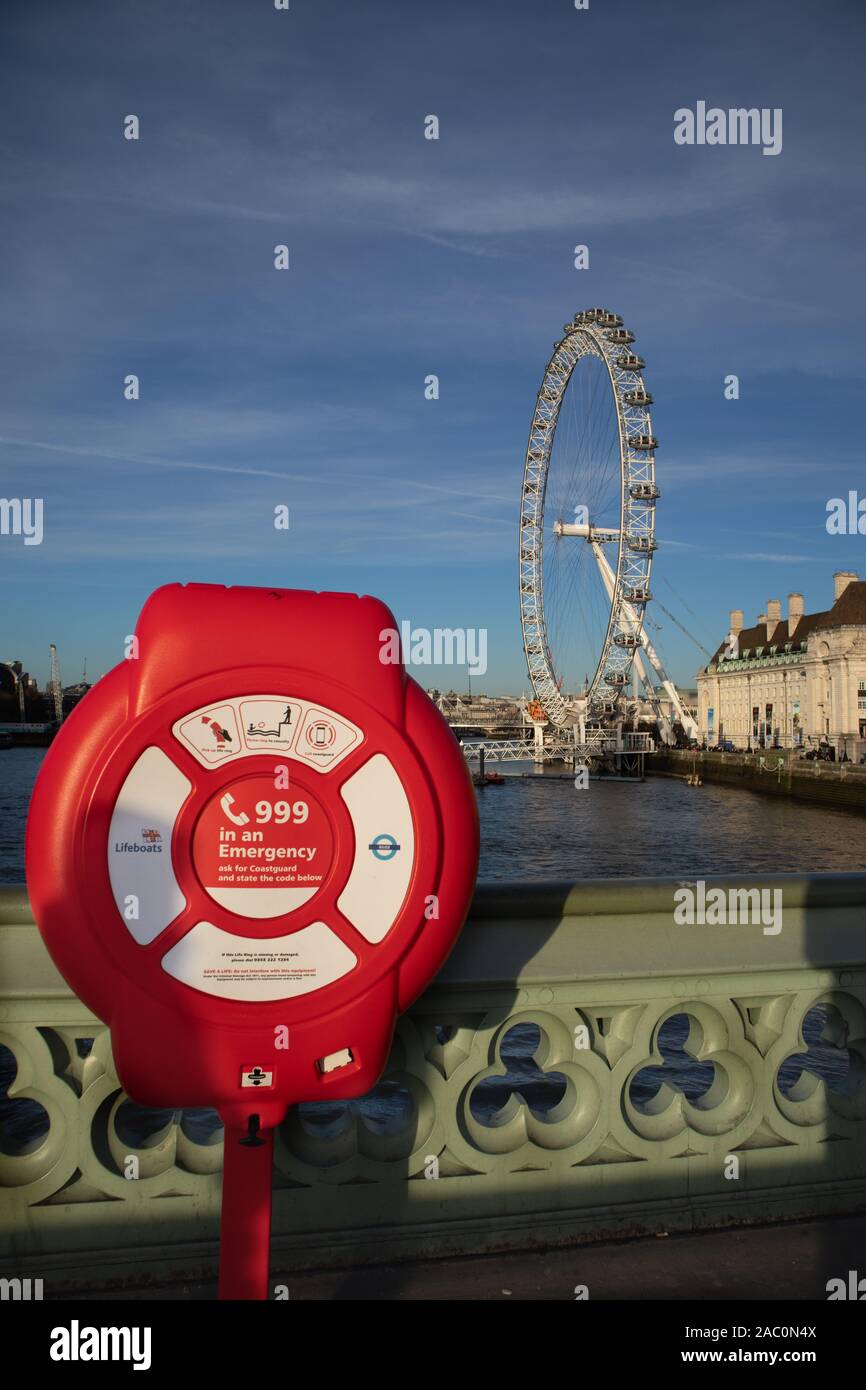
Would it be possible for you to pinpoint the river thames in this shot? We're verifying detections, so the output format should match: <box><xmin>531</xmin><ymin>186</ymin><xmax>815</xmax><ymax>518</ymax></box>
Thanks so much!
<box><xmin>3</xmin><ymin>747</ymin><xmax>866</xmax><ymax>883</ymax></box>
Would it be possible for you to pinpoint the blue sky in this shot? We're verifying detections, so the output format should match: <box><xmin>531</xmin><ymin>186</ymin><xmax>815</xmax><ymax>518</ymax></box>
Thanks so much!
<box><xmin>1</xmin><ymin>0</ymin><xmax>865</xmax><ymax>693</ymax></box>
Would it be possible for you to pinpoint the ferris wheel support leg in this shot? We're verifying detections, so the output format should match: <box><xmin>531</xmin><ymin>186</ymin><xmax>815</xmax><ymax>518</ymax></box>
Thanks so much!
<box><xmin>533</xmin><ymin>722</ymin><xmax>545</xmax><ymax>761</ymax></box>
<box><xmin>590</xmin><ymin>543</ymin><xmax>696</xmax><ymax>740</ymax></box>
<box><xmin>218</xmin><ymin>1117</ymin><xmax>275</xmax><ymax>1300</ymax></box>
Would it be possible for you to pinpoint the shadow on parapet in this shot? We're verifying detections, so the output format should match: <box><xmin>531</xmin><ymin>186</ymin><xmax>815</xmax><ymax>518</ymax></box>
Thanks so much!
<box><xmin>3</xmin><ymin>877</ymin><xmax>866</xmax><ymax>1300</ymax></box>
<box><xmin>268</xmin><ymin>875</ymin><xmax>866</xmax><ymax>1302</ymax></box>
<box><xmin>802</xmin><ymin>874</ymin><xmax>866</xmax><ymax>1306</ymax></box>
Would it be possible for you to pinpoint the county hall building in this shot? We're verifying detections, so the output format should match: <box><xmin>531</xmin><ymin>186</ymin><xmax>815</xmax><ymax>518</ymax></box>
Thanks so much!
<box><xmin>697</xmin><ymin>571</ymin><xmax>866</xmax><ymax>753</ymax></box>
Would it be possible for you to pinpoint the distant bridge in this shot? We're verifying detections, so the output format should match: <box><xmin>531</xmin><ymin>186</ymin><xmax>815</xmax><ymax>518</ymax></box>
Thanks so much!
<box><xmin>432</xmin><ymin>694</ymin><xmax>528</xmax><ymax>735</ymax></box>
<box><xmin>460</xmin><ymin>731</ymin><xmax>655</xmax><ymax>764</ymax></box>
<box><xmin>432</xmin><ymin>695</ymin><xmax>656</xmax><ymax>766</ymax></box>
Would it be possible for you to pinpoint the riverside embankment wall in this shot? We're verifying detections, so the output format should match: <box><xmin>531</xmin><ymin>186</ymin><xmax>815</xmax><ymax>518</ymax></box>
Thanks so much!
<box><xmin>649</xmin><ymin>750</ymin><xmax>866</xmax><ymax>812</ymax></box>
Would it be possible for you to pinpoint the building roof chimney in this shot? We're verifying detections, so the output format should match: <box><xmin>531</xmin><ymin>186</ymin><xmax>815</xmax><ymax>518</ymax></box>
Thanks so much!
<box><xmin>834</xmin><ymin>571</ymin><xmax>859</xmax><ymax>602</ymax></box>
<box><xmin>788</xmin><ymin>592</ymin><xmax>804</xmax><ymax>636</ymax></box>
<box><xmin>729</xmin><ymin>609</ymin><xmax>744</xmax><ymax>635</ymax></box>
<box><xmin>765</xmin><ymin>599</ymin><xmax>781</xmax><ymax>640</ymax></box>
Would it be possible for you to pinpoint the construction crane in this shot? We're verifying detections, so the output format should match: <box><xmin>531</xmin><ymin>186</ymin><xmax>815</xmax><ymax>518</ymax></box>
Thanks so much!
<box><xmin>48</xmin><ymin>644</ymin><xmax>63</xmax><ymax>724</ymax></box>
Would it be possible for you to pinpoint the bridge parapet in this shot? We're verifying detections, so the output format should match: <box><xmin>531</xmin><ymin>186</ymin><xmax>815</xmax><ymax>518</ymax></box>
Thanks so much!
<box><xmin>1</xmin><ymin>876</ymin><xmax>865</xmax><ymax>1290</ymax></box>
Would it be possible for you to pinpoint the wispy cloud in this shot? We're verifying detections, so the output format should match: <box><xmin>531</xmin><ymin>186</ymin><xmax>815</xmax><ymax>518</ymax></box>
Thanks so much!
<box><xmin>723</xmin><ymin>552</ymin><xmax>828</xmax><ymax>564</ymax></box>
<box><xmin>1</xmin><ymin>0</ymin><xmax>863</xmax><ymax>690</ymax></box>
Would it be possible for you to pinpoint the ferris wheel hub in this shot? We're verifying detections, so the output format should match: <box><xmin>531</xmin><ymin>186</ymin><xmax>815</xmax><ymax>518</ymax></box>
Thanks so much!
<box><xmin>553</xmin><ymin>520</ymin><xmax>621</xmax><ymax>543</ymax></box>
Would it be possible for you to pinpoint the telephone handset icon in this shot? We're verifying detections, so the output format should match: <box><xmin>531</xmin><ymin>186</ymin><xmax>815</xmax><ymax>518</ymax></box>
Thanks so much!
<box><xmin>220</xmin><ymin>793</ymin><xmax>249</xmax><ymax>827</ymax></box>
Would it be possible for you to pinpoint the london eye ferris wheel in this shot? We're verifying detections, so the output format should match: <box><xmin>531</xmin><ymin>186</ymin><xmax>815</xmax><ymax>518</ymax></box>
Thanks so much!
<box><xmin>518</xmin><ymin>308</ymin><xmax>660</xmax><ymax>728</ymax></box>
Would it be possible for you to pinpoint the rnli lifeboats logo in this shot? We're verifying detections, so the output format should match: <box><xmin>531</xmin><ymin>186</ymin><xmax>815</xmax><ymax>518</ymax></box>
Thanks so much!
<box><xmin>113</xmin><ymin>829</ymin><xmax>163</xmax><ymax>854</ymax></box>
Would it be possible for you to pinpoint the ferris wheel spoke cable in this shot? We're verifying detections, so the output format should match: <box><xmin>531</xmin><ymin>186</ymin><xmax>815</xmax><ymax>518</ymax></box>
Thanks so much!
<box><xmin>558</xmin><ymin>359</ymin><xmax>604</xmax><ymax>520</ymax></box>
<box><xmin>550</xmin><ymin>540</ymin><xmax>611</xmax><ymax>678</ymax></box>
<box><xmin>548</xmin><ymin>526</ymin><xmax>594</xmax><ymax>683</ymax></box>
<box><xmin>549</xmin><ymin>537</ymin><xmax>607</xmax><ymax>692</ymax></box>
<box><xmin>657</xmin><ymin>575</ymin><xmax>716</xmax><ymax>650</ymax></box>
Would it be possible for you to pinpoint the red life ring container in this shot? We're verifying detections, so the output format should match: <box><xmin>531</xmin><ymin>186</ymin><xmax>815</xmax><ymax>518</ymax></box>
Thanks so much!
<box><xmin>26</xmin><ymin>584</ymin><xmax>479</xmax><ymax>1297</ymax></box>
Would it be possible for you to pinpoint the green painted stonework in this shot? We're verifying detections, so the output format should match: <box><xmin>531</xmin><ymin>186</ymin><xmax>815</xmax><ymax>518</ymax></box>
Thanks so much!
<box><xmin>1</xmin><ymin>877</ymin><xmax>865</xmax><ymax>1292</ymax></box>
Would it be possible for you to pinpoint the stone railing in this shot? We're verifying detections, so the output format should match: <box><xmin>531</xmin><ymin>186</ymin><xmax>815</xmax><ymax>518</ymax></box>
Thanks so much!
<box><xmin>2</xmin><ymin>877</ymin><xmax>866</xmax><ymax>1293</ymax></box>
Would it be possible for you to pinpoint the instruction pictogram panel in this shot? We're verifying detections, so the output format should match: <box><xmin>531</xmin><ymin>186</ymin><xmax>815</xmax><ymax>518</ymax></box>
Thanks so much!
<box><xmin>294</xmin><ymin>707</ymin><xmax>361</xmax><ymax>770</ymax></box>
<box><xmin>172</xmin><ymin>694</ymin><xmax>361</xmax><ymax>772</ymax></box>
<box><xmin>240</xmin><ymin>699</ymin><xmax>300</xmax><ymax>751</ymax></box>
<box><xmin>175</xmin><ymin>705</ymin><xmax>240</xmax><ymax>766</ymax></box>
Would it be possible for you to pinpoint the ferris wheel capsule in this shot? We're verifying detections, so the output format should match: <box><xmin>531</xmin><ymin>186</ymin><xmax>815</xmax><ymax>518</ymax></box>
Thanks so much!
<box><xmin>627</xmin><ymin>536</ymin><xmax>659</xmax><ymax>553</ymax></box>
<box><xmin>628</xmin><ymin>434</ymin><xmax>659</xmax><ymax>451</ymax></box>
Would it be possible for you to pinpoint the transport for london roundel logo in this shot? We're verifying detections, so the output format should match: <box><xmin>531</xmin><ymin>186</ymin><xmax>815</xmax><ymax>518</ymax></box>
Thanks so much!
<box><xmin>369</xmin><ymin>833</ymin><xmax>400</xmax><ymax>862</ymax></box>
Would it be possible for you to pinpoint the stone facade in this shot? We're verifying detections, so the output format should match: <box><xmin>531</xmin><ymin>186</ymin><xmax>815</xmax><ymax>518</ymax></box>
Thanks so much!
<box><xmin>697</xmin><ymin>573</ymin><xmax>866</xmax><ymax>752</ymax></box>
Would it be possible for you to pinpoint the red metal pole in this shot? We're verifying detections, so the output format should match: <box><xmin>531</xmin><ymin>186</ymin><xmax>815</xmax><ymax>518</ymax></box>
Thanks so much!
<box><xmin>218</xmin><ymin>1120</ymin><xmax>274</xmax><ymax>1300</ymax></box>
